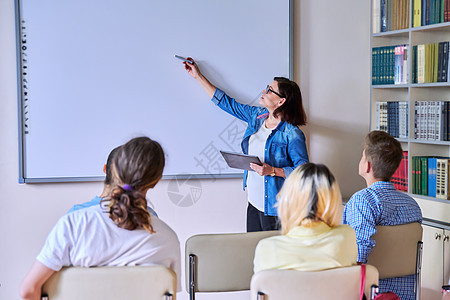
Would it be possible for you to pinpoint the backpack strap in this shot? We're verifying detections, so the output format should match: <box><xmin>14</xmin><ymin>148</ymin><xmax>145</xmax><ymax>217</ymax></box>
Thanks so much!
<box><xmin>360</xmin><ymin>264</ymin><xmax>366</xmax><ymax>300</ymax></box>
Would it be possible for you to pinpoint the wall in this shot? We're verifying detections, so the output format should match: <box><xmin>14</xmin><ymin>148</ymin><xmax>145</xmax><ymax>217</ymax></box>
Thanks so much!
<box><xmin>0</xmin><ymin>0</ymin><xmax>370</xmax><ymax>299</ymax></box>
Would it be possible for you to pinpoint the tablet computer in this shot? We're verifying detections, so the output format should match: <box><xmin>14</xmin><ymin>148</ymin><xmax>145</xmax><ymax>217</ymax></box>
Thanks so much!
<box><xmin>220</xmin><ymin>150</ymin><xmax>262</xmax><ymax>171</ymax></box>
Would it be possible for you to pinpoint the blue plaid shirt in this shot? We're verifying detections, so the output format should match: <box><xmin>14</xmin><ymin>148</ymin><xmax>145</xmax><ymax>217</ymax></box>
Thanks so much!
<box><xmin>343</xmin><ymin>181</ymin><xmax>422</xmax><ymax>300</ymax></box>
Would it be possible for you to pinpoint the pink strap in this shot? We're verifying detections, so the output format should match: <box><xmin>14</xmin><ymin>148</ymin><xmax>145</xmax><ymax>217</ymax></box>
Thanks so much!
<box><xmin>360</xmin><ymin>264</ymin><xmax>366</xmax><ymax>300</ymax></box>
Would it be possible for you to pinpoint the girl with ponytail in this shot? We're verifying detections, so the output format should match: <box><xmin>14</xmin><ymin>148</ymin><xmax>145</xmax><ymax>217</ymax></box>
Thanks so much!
<box><xmin>20</xmin><ymin>137</ymin><xmax>181</xmax><ymax>300</ymax></box>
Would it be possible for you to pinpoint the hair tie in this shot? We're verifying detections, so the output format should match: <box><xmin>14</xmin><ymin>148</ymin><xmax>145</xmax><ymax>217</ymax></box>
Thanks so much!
<box><xmin>123</xmin><ymin>184</ymin><xmax>133</xmax><ymax>191</ymax></box>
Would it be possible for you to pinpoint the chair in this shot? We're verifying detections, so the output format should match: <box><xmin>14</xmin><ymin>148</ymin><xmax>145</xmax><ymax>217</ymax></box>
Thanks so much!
<box><xmin>185</xmin><ymin>230</ymin><xmax>279</xmax><ymax>300</ymax></box>
<box><xmin>367</xmin><ymin>222</ymin><xmax>423</xmax><ymax>300</ymax></box>
<box><xmin>41</xmin><ymin>265</ymin><xmax>177</xmax><ymax>300</ymax></box>
<box><xmin>250</xmin><ymin>265</ymin><xmax>379</xmax><ymax>299</ymax></box>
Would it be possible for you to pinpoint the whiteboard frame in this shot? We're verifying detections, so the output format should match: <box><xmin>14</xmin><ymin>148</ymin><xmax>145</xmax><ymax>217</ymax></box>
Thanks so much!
<box><xmin>15</xmin><ymin>0</ymin><xmax>294</xmax><ymax>183</ymax></box>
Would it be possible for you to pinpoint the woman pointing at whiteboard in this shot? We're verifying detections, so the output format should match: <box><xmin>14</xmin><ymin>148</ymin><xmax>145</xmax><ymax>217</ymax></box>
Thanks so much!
<box><xmin>182</xmin><ymin>57</ymin><xmax>309</xmax><ymax>232</ymax></box>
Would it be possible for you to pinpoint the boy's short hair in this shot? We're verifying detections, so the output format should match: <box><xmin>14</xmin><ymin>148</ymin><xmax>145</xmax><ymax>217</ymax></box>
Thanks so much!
<box><xmin>364</xmin><ymin>131</ymin><xmax>403</xmax><ymax>181</ymax></box>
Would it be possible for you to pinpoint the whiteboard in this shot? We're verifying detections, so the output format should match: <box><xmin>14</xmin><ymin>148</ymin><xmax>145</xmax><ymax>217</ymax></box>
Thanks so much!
<box><xmin>15</xmin><ymin>0</ymin><xmax>292</xmax><ymax>183</ymax></box>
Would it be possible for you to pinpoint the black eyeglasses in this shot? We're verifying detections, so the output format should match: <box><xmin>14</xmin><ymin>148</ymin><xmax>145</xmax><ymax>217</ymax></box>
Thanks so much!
<box><xmin>265</xmin><ymin>85</ymin><xmax>283</xmax><ymax>98</ymax></box>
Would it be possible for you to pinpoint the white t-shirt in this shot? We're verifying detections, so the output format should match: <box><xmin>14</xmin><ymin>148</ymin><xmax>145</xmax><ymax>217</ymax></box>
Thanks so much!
<box><xmin>247</xmin><ymin>123</ymin><xmax>273</xmax><ymax>212</ymax></box>
<box><xmin>37</xmin><ymin>205</ymin><xmax>181</xmax><ymax>290</ymax></box>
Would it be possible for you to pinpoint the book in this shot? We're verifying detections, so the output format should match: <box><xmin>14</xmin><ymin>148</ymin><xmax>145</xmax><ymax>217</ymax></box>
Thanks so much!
<box><xmin>442</xmin><ymin>42</ymin><xmax>449</xmax><ymax>82</ymax></box>
<box><xmin>373</xmin><ymin>0</ymin><xmax>381</xmax><ymax>33</ymax></box>
<box><xmin>428</xmin><ymin>157</ymin><xmax>437</xmax><ymax>197</ymax></box>
<box><xmin>436</xmin><ymin>158</ymin><xmax>450</xmax><ymax>199</ymax></box>
<box><xmin>417</xmin><ymin>44</ymin><xmax>425</xmax><ymax>83</ymax></box>
<box><xmin>421</xmin><ymin>156</ymin><xmax>428</xmax><ymax>195</ymax></box>
<box><xmin>414</xmin><ymin>0</ymin><xmax>422</xmax><ymax>27</ymax></box>
<box><xmin>381</xmin><ymin>0</ymin><xmax>387</xmax><ymax>31</ymax></box>
<box><xmin>399</xmin><ymin>102</ymin><xmax>408</xmax><ymax>138</ymax></box>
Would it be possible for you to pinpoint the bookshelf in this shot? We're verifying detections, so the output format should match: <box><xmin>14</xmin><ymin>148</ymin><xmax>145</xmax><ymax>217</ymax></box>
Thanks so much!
<box><xmin>371</xmin><ymin>1</ymin><xmax>450</xmax><ymax>297</ymax></box>
<box><xmin>371</xmin><ymin>2</ymin><xmax>450</xmax><ymax>204</ymax></box>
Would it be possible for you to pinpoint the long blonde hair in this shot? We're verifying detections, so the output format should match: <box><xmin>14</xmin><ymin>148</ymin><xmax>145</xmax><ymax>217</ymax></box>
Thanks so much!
<box><xmin>277</xmin><ymin>163</ymin><xmax>342</xmax><ymax>235</ymax></box>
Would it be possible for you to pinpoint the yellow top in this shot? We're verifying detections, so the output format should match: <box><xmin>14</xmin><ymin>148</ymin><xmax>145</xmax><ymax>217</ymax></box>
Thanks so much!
<box><xmin>253</xmin><ymin>222</ymin><xmax>357</xmax><ymax>272</ymax></box>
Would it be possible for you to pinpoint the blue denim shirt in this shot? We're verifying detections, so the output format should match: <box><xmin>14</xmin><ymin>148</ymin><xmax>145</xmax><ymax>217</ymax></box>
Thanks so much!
<box><xmin>212</xmin><ymin>88</ymin><xmax>309</xmax><ymax>216</ymax></box>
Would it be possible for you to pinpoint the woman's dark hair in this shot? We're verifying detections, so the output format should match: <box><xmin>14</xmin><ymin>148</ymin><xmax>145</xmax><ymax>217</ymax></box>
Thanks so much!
<box><xmin>273</xmin><ymin>77</ymin><xmax>307</xmax><ymax>126</ymax></box>
<box><xmin>102</xmin><ymin>137</ymin><xmax>165</xmax><ymax>233</ymax></box>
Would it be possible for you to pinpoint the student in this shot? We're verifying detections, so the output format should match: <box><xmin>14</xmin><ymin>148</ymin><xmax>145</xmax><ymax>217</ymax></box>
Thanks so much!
<box><xmin>20</xmin><ymin>137</ymin><xmax>181</xmax><ymax>300</ymax></box>
<box><xmin>182</xmin><ymin>57</ymin><xmax>309</xmax><ymax>232</ymax></box>
<box><xmin>343</xmin><ymin>130</ymin><xmax>422</xmax><ymax>300</ymax></box>
<box><xmin>253</xmin><ymin>163</ymin><xmax>357</xmax><ymax>272</ymax></box>
<box><xmin>67</xmin><ymin>145</ymin><xmax>157</xmax><ymax>216</ymax></box>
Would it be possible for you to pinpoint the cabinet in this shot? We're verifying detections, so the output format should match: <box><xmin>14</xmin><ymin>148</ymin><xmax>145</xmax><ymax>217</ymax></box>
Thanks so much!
<box><xmin>421</xmin><ymin>222</ymin><xmax>450</xmax><ymax>300</ymax></box>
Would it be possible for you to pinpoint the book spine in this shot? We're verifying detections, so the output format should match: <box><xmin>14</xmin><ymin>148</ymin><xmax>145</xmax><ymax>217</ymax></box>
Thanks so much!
<box><xmin>395</xmin><ymin>46</ymin><xmax>401</xmax><ymax>84</ymax></box>
<box><xmin>421</xmin><ymin>157</ymin><xmax>428</xmax><ymax>195</ymax></box>
<box><xmin>437</xmin><ymin>159</ymin><xmax>443</xmax><ymax>198</ymax></box>
<box><xmin>381</xmin><ymin>0</ymin><xmax>387</xmax><ymax>31</ymax></box>
<box><xmin>444</xmin><ymin>159</ymin><xmax>450</xmax><ymax>199</ymax></box>
<box><xmin>438</xmin><ymin>42</ymin><xmax>443</xmax><ymax>82</ymax></box>
<box><xmin>443</xmin><ymin>101</ymin><xmax>448</xmax><ymax>141</ymax></box>
<box><xmin>439</xmin><ymin>101</ymin><xmax>445</xmax><ymax>141</ymax></box>
<box><xmin>404</xmin><ymin>151</ymin><xmax>409</xmax><ymax>192</ymax></box>
<box><xmin>403</xmin><ymin>45</ymin><xmax>408</xmax><ymax>84</ymax></box>
<box><xmin>447</xmin><ymin>101</ymin><xmax>450</xmax><ymax>141</ymax></box>
<box><xmin>414</xmin><ymin>0</ymin><xmax>422</xmax><ymax>26</ymax></box>
<box><xmin>373</xmin><ymin>0</ymin><xmax>381</xmax><ymax>33</ymax></box>
<box><xmin>428</xmin><ymin>157</ymin><xmax>437</xmax><ymax>197</ymax></box>
<box><xmin>442</xmin><ymin>42</ymin><xmax>448</xmax><ymax>82</ymax></box>
<box><xmin>390</xmin><ymin>46</ymin><xmax>395</xmax><ymax>84</ymax></box>
<box><xmin>434</xmin><ymin>42</ymin><xmax>439</xmax><ymax>82</ymax></box>
<box><xmin>418</xmin><ymin>44</ymin><xmax>425</xmax><ymax>83</ymax></box>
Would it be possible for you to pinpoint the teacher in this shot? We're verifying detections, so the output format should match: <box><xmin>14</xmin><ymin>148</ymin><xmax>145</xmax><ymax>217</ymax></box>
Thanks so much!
<box><xmin>183</xmin><ymin>58</ymin><xmax>309</xmax><ymax>232</ymax></box>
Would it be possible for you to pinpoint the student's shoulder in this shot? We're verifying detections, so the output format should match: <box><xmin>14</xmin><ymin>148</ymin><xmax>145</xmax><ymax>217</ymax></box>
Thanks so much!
<box><xmin>347</xmin><ymin>187</ymin><xmax>372</xmax><ymax>204</ymax></box>
<box><xmin>345</xmin><ymin>188</ymin><xmax>380</xmax><ymax>213</ymax></box>
<box><xmin>151</xmin><ymin>217</ymin><xmax>180</xmax><ymax>243</ymax></box>
<box><xmin>333</xmin><ymin>224</ymin><xmax>357</xmax><ymax>238</ymax></box>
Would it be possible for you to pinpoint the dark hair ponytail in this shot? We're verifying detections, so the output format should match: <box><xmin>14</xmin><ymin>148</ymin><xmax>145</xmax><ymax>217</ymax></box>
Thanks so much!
<box><xmin>102</xmin><ymin>137</ymin><xmax>165</xmax><ymax>233</ymax></box>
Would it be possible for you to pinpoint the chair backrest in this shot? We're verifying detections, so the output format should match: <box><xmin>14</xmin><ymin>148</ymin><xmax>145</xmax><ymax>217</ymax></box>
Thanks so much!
<box><xmin>185</xmin><ymin>230</ymin><xmax>279</xmax><ymax>297</ymax></box>
<box><xmin>367</xmin><ymin>222</ymin><xmax>423</xmax><ymax>279</ymax></box>
<box><xmin>41</xmin><ymin>265</ymin><xmax>177</xmax><ymax>300</ymax></box>
<box><xmin>250</xmin><ymin>265</ymin><xmax>379</xmax><ymax>300</ymax></box>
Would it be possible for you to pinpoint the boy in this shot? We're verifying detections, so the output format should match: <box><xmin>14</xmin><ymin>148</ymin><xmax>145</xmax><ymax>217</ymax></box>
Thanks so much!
<box><xmin>344</xmin><ymin>130</ymin><xmax>422</xmax><ymax>300</ymax></box>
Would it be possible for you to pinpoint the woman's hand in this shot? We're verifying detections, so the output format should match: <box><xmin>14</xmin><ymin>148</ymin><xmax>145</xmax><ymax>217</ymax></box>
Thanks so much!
<box><xmin>250</xmin><ymin>163</ymin><xmax>273</xmax><ymax>176</ymax></box>
<box><xmin>183</xmin><ymin>57</ymin><xmax>200</xmax><ymax>79</ymax></box>
<box><xmin>181</xmin><ymin>56</ymin><xmax>216</xmax><ymax>98</ymax></box>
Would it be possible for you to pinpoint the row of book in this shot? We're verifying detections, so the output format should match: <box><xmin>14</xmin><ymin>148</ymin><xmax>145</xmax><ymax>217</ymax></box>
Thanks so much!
<box><xmin>412</xmin><ymin>0</ymin><xmax>450</xmax><ymax>27</ymax></box>
<box><xmin>415</xmin><ymin>101</ymin><xmax>450</xmax><ymax>141</ymax></box>
<box><xmin>412</xmin><ymin>156</ymin><xmax>450</xmax><ymax>199</ymax></box>
<box><xmin>372</xmin><ymin>45</ymin><xmax>408</xmax><ymax>85</ymax></box>
<box><xmin>392</xmin><ymin>151</ymin><xmax>409</xmax><ymax>191</ymax></box>
<box><xmin>411</xmin><ymin>41</ymin><xmax>450</xmax><ymax>83</ymax></box>
<box><xmin>373</xmin><ymin>0</ymin><xmax>410</xmax><ymax>33</ymax></box>
<box><xmin>376</xmin><ymin>101</ymin><xmax>409</xmax><ymax>138</ymax></box>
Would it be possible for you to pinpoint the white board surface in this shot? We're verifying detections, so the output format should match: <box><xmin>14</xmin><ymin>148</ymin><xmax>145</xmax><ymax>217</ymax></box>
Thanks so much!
<box><xmin>16</xmin><ymin>0</ymin><xmax>292</xmax><ymax>182</ymax></box>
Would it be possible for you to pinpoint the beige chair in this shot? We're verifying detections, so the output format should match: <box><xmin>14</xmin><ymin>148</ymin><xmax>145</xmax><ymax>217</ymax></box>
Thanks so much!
<box><xmin>251</xmin><ymin>265</ymin><xmax>379</xmax><ymax>300</ymax></box>
<box><xmin>41</xmin><ymin>265</ymin><xmax>177</xmax><ymax>300</ymax></box>
<box><xmin>185</xmin><ymin>230</ymin><xmax>279</xmax><ymax>300</ymax></box>
<box><xmin>367</xmin><ymin>222</ymin><xmax>423</xmax><ymax>300</ymax></box>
